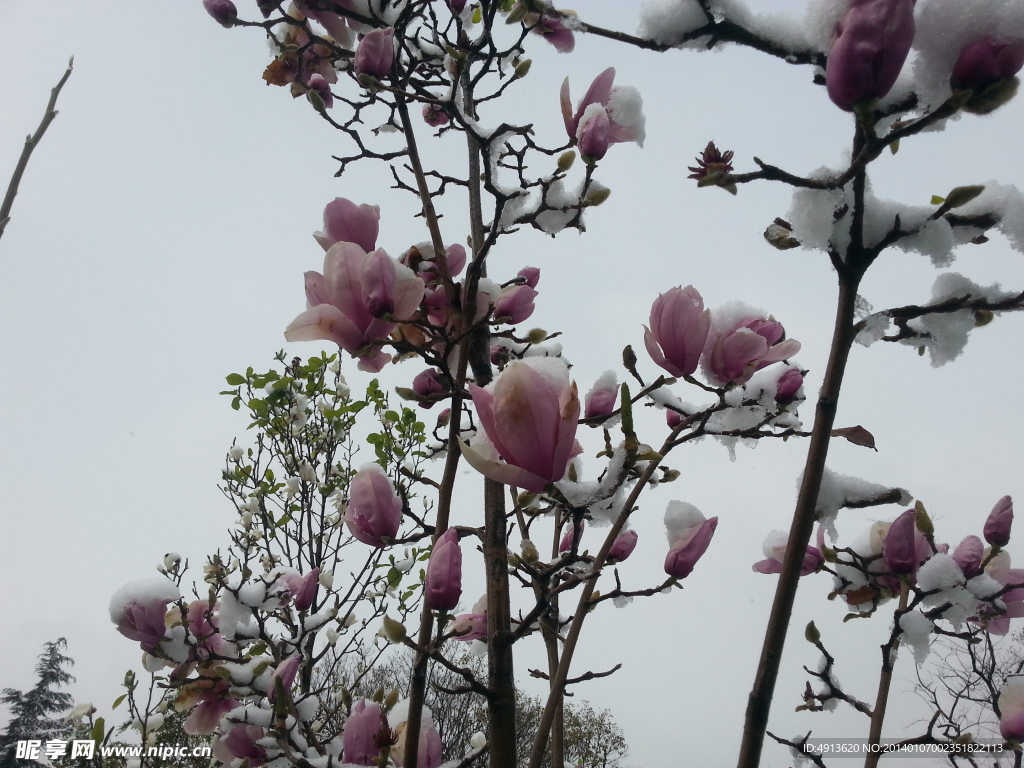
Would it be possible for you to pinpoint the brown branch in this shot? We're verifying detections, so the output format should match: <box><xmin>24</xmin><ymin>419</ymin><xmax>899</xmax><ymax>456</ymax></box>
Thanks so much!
<box><xmin>0</xmin><ymin>58</ymin><xmax>74</xmax><ymax>243</ymax></box>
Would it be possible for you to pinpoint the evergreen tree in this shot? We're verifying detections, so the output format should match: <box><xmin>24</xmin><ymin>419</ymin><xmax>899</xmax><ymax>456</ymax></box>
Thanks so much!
<box><xmin>0</xmin><ymin>638</ymin><xmax>75</xmax><ymax>768</ymax></box>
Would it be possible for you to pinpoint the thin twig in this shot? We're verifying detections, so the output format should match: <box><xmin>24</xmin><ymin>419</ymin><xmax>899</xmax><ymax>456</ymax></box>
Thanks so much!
<box><xmin>0</xmin><ymin>58</ymin><xmax>74</xmax><ymax>243</ymax></box>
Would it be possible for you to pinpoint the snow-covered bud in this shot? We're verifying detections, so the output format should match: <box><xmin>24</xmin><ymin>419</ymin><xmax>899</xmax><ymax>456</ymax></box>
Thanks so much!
<box><xmin>1000</xmin><ymin>677</ymin><xmax>1024</xmax><ymax>740</ymax></box>
<box><xmin>354</xmin><ymin>28</ymin><xmax>395</xmax><ymax>80</ymax></box>
<box><xmin>951</xmin><ymin>535</ymin><xmax>984</xmax><ymax>579</ymax></box>
<box><xmin>345</xmin><ymin>464</ymin><xmax>403</xmax><ymax>547</ymax></box>
<box><xmin>704</xmin><ymin>316</ymin><xmax>801</xmax><ymax>386</ymax></box>
<box><xmin>774</xmin><ymin>367</ymin><xmax>804</xmax><ymax>405</ymax></box>
<box><xmin>666</xmin><ymin>409</ymin><xmax>683</xmax><ymax>429</ymax></box>
<box><xmin>985</xmin><ymin>495</ymin><xmax>1014</xmax><ymax>547</ymax></box>
<box><xmin>560</xmin><ymin>68</ymin><xmax>645</xmax><ymax>149</ymax></box>
<box><xmin>494</xmin><ymin>284</ymin><xmax>538</xmax><ymax>324</ymax></box>
<box><xmin>203</xmin><ymin>0</ymin><xmax>237</xmax><ymax>27</ymax></box>
<box><xmin>825</xmin><ymin>0</ymin><xmax>916</xmax><ymax>111</ymax></box>
<box><xmin>307</xmin><ymin>74</ymin><xmax>334</xmax><ymax>110</ymax></box>
<box><xmin>950</xmin><ymin>37</ymin><xmax>1024</xmax><ymax>93</ymax></box>
<box><xmin>608</xmin><ymin>528</ymin><xmax>638</xmax><ymax>563</ymax></box>
<box><xmin>422</xmin><ymin>103</ymin><xmax>450</xmax><ymax>127</ymax></box>
<box><xmin>883</xmin><ymin>509</ymin><xmax>922</xmax><ymax>575</ymax></box>
<box><xmin>162</xmin><ymin>552</ymin><xmax>181</xmax><ymax>573</ymax></box>
<box><xmin>663</xmin><ymin>502</ymin><xmax>717</xmax><ymax>579</ymax></box>
<box><xmin>644</xmin><ymin>286</ymin><xmax>711</xmax><ymax>378</ymax></box>
<box><xmin>425</xmin><ymin>528</ymin><xmax>462</xmax><ymax>612</ymax></box>
<box><xmin>584</xmin><ymin>371</ymin><xmax>618</xmax><ymax>420</ymax></box>
<box><xmin>109</xmin><ymin>579</ymin><xmax>180</xmax><ymax>655</ymax></box>
<box><xmin>315</xmin><ymin>198</ymin><xmax>380</xmax><ymax>253</ymax></box>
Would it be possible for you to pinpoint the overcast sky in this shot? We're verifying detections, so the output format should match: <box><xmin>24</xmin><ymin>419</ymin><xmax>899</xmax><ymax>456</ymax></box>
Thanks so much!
<box><xmin>2</xmin><ymin>2</ymin><xmax>1024</xmax><ymax>766</ymax></box>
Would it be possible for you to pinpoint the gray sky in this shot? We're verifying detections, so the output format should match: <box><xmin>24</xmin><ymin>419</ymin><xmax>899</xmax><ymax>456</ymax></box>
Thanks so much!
<box><xmin>2</xmin><ymin>2</ymin><xmax>1024</xmax><ymax>766</ymax></box>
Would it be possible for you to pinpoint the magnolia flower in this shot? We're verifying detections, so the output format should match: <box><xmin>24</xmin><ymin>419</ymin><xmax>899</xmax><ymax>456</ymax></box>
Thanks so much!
<box><xmin>345</xmin><ymin>464</ymin><xmax>403</xmax><ymax>547</ymax></box>
<box><xmin>425</xmin><ymin>528</ymin><xmax>462</xmax><ymax>612</ymax></box>
<box><xmin>703</xmin><ymin>315</ymin><xmax>801</xmax><ymax>386</ymax></box>
<box><xmin>752</xmin><ymin>530</ymin><xmax>823</xmax><ymax>576</ymax></box>
<box><xmin>463</xmin><ymin>357</ymin><xmax>581</xmax><ymax>493</ymax></box>
<box><xmin>449</xmin><ymin>595</ymin><xmax>488</xmax><ymax>641</ymax></box>
<box><xmin>354</xmin><ymin>28</ymin><xmax>395</xmax><ymax>80</ymax></box>
<box><xmin>1001</xmin><ymin>677</ymin><xmax>1024</xmax><ymax>740</ymax></box>
<box><xmin>584</xmin><ymin>371</ymin><xmax>618</xmax><ymax>420</ymax></box>
<box><xmin>494</xmin><ymin>284</ymin><xmax>538</xmax><ymax>324</ymax></box>
<box><xmin>825</xmin><ymin>0</ymin><xmax>916</xmax><ymax>110</ymax></box>
<box><xmin>181</xmin><ymin>679</ymin><xmax>239</xmax><ymax>736</ymax></box>
<box><xmin>950</xmin><ymin>37</ymin><xmax>1024</xmax><ymax>92</ymax></box>
<box><xmin>284</xmin><ymin>241</ymin><xmax>424</xmax><ymax>372</ymax></box>
<box><xmin>422</xmin><ymin>103</ymin><xmax>450</xmax><ymax>127</ymax></box>
<box><xmin>280</xmin><ymin>568</ymin><xmax>320</xmax><ymax>612</ymax></box>
<box><xmin>214</xmin><ymin>725</ymin><xmax>267</xmax><ymax>766</ymax></box>
<box><xmin>883</xmin><ymin>509</ymin><xmax>930</xmax><ymax>575</ymax></box>
<box><xmin>663</xmin><ymin>502</ymin><xmax>718</xmax><ymax>579</ymax></box>
<box><xmin>979</xmin><ymin>551</ymin><xmax>1024</xmax><ymax>635</ymax></box>
<box><xmin>343</xmin><ymin>700</ymin><xmax>392</xmax><ymax>764</ymax></box>
<box><xmin>560</xmin><ymin>68</ymin><xmax>645</xmax><ymax>154</ymax></box>
<box><xmin>203</xmin><ymin>0</ymin><xmax>237</xmax><ymax>27</ymax></box>
<box><xmin>774</xmin><ymin>367</ymin><xmax>805</xmax><ymax>405</ymax></box>
<box><xmin>109</xmin><ymin>579</ymin><xmax>180</xmax><ymax>654</ymax></box>
<box><xmin>985</xmin><ymin>495</ymin><xmax>1013</xmax><ymax>547</ymax></box>
<box><xmin>268</xmin><ymin>656</ymin><xmax>301</xmax><ymax>703</ymax></box>
<box><xmin>608</xmin><ymin>528</ymin><xmax>638</xmax><ymax>563</ymax></box>
<box><xmin>644</xmin><ymin>286</ymin><xmax>711</xmax><ymax>378</ymax></box>
<box><xmin>412</xmin><ymin>368</ymin><xmax>447</xmax><ymax>409</ymax></box>
<box><xmin>559</xmin><ymin>519</ymin><xmax>585</xmax><ymax>553</ymax></box>
<box><xmin>314</xmin><ymin>197</ymin><xmax>380</xmax><ymax>253</ymax></box>
<box><xmin>951</xmin><ymin>536</ymin><xmax>984</xmax><ymax>579</ymax></box>
<box><xmin>390</xmin><ymin>703</ymin><xmax>443</xmax><ymax>768</ymax></box>
<box><xmin>528</xmin><ymin>13</ymin><xmax>575</xmax><ymax>53</ymax></box>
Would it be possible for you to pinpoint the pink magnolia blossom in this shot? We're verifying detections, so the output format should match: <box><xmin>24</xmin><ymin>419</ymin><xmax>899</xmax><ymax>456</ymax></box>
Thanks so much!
<box><xmin>345</xmin><ymin>464</ymin><xmax>403</xmax><ymax>547</ymax></box>
<box><xmin>422</xmin><ymin>103</ymin><xmax>450</xmax><ymax>127</ymax></box>
<box><xmin>663</xmin><ymin>502</ymin><xmax>717</xmax><ymax>579</ymax></box>
<box><xmin>425</xmin><ymin>528</ymin><xmax>462</xmax><ymax>612</ymax></box>
<box><xmin>343</xmin><ymin>700</ymin><xmax>389</xmax><ymax>765</ymax></box>
<box><xmin>109</xmin><ymin>578</ymin><xmax>180</xmax><ymax>655</ymax></box>
<box><xmin>584</xmin><ymin>371</ymin><xmax>618</xmax><ymax>420</ymax></box>
<box><xmin>984</xmin><ymin>495</ymin><xmax>1014</xmax><ymax>548</ymax></box>
<box><xmin>644</xmin><ymin>286</ymin><xmax>711</xmax><ymax>378</ymax></box>
<box><xmin>184</xmin><ymin>693</ymin><xmax>239</xmax><ymax>736</ymax></box>
<box><xmin>576</xmin><ymin>106</ymin><xmax>610</xmax><ymax>161</ymax></box>
<box><xmin>392</xmin><ymin>710</ymin><xmax>443</xmax><ymax>768</ymax></box>
<box><xmin>354</xmin><ymin>28</ymin><xmax>395</xmax><ymax>80</ymax></box>
<box><xmin>522</xmin><ymin>11</ymin><xmax>574</xmax><ymax>52</ymax></box>
<box><xmin>184</xmin><ymin>599</ymin><xmax>233</xmax><ymax>659</ymax></box>
<box><xmin>1000</xmin><ymin>677</ymin><xmax>1024</xmax><ymax>740</ymax></box>
<box><xmin>825</xmin><ymin>0</ymin><xmax>916</xmax><ymax>111</ymax></box>
<box><xmin>950</xmin><ymin>37</ymin><xmax>1024</xmax><ymax>92</ymax></box>
<box><xmin>978</xmin><ymin>552</ymin><xmax>1024</xmax><ymax>635</ymax></box>
<box><xmin>559</xmin><ymin>519</ymin><xmax>585</xmax><ymax>553</ymax></box>
<box><xmin>268</xmin><ymin>656</ymin><xmax>301</xmax><ymax>703</ymax></box>
<box><xmin>279</xmin><ymin>568</ymin><xmax>320</xmax><ymax>612</ymax></box>
<box><xmin>449</xmin><ymin>595</ymin><xmax>488</xmax><ymax>641</ymax></box>
<box><xmin>608</xmin><ymin>528</ymin><xmax>638</xmax><ymax>563</ymax></box>
<box><xmin>463</xmin><ymin>357</ymin><xmax>581</xmax><ymax>493</ymax></box>
<box><xmin>203</xmin><ymin>0</ymin><xmax>237</xmax><ymax>27</ymax></box>
<box><xmin>306</xmin><ymin>74</ymin><xmax>334</xmax><ymax>110</ymax></box>
<box><xmin>951</xmin><ymin>536</ymin><xmax>984</xmax><ymax>579</ymax></box>
<box><xmin>314</xmin><ymin>198</ymin><xmax>380</xmax><ymax>253</ymax></box>
<box><xmin>301</xmin><ymin>5</ymin><xmax>357</xmax><ymax>48</ymax></box>
<box><xmin>518</xmin><ymin>266</ymin><xmax>540</xmax><ymax>288</ymax></box>
<box><xmin>214</xmin><ymin>725</ymin><xmax>267</xmax><ymax>766</ymax></box>
<box><xmin>774</xmin><ymin>367</ymin><xmax>804</xmax><ymax>405</ymax></box>
<box><xmin>752</xmin><ymin>530</ymin><xmax>823</xmax><ymax>576</ymax></box>
<box><xmin>560</xmin><ymin>68</ymin><xmax>645</xmax><ymax>152</ymax></box>
<box><xmin>284</xmin><ymin>241</ymin><xmax>424</xmax><ymax>372</ymax></box>
<box><xmin>703</xmin><ymin>315</ymin><xmax>801</xmax><ymax>386</ymax></box>
<box><xmin>412</xmin><ymin>368</ymin><xmax>447</xmax><ymax>409</ymax></box>
<box><xmin>494</xmin><ymin>284</ymin><xmax>538</xmax><ymax>324</ymax></box>
<box><xmin>883</xmin><ymin>509</ymin><xmax>930</xmax><ymax>575</ymax></box>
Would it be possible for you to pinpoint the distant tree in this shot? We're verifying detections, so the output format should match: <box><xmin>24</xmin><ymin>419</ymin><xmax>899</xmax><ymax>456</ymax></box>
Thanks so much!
<box><xmin>0</xmin><ymin>638</ymin><xmax>75</xmax><ymax>767</ymax></box>
<box><xmin>322</xmin><ymin>648</ymin><xmax>628</xmax><ymax>767</ymax></box>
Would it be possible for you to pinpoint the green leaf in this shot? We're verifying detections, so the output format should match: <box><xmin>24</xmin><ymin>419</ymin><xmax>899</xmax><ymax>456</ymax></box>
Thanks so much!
<box><xmin>91</xmin><ymin>718</ymin><xmax>105</xmax><ymax>745</ymax></box>
<box><xmin>930</xmin><ymin>195</ymin><xmax>945</xmax><ymax>205</ymax></box>
<box><xmin>226</xmin><ymin>373</ymin><xmax>246</xmax><ymax>386</ymax></box>
<box><xmin>111</xmin><ymin>694</ymin><xmax>127</xmax><ymax>710</ymax></box>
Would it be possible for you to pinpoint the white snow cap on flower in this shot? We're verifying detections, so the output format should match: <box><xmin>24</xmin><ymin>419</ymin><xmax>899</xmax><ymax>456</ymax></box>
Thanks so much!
<box><xmin>664</xmin><ymin>501</ymin><xmax>707</xmax><ymax>545</ymax></box>
<box><xmin>913</xmin><ymin>0</ymin><xmax>1024</xmax><ymax>111</ymax></box>
<box><xmin>899</xmin><ymin>610</ymin><xmax>934</xmax><ymax>665</ymax></box>
<box><xmin>917</xmin><ymin>553</ymin><xmax>965</xmax><ymax>592</ymax></box>
<box><xmin>109</xmin><ymin>578</ymin><xmax>180</xmax><ymax>624</ymax></box>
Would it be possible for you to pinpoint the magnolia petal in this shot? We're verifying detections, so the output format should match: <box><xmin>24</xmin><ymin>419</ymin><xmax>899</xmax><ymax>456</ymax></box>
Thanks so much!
<box><xmin>285</xmin><ymin>304</ymin><xmax>364</xmax><ymax>353</ymax></box>
<box><xmin>459</xmin><ymin>439</ymin><xmax>550</xmax><ymax>493</ymax></box>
